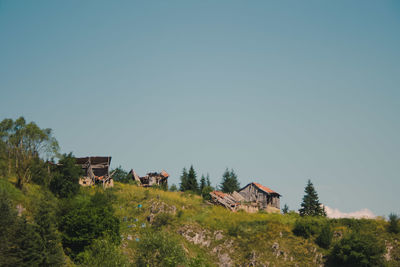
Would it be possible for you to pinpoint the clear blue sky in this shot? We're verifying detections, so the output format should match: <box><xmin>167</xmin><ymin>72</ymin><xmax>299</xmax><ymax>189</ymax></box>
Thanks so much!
<box><xmin>1</xmin><ymin>1</ymin><xmax>399</xmax><ymax>216</ymax></box>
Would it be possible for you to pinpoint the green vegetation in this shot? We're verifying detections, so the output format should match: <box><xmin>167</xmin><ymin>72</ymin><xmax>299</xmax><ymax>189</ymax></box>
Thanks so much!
<box><xmin>50</xmin><ymin>153</ymin><xmax>82</xmax><ymax>198</ymax></box>
<box><xmin>1</xmin><ymin>116</ymin><xmax>399</xmax><ymax>266</ymax></box>
<box><xmin>328</xmin><ymin>232</ymin><xmax>385</xmax><ymax>267</ymax></box>
<box><xmin>220</xmin><ymin>168</ymin><xmax>240</xmax><ymax>193</ymax></box>
<box><xmin>299</xmin><ymin>179</ymin><xmax>326</xmax><ymax>216</ymax></box>
<box><xmin>388</xmin><ymin>213</ymin><xmax>399</xmax><ymax>234</ymax></box>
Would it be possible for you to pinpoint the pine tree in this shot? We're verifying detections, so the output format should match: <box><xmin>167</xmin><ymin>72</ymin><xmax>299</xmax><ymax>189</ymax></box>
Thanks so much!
<box><xmin>179</xmin><ymin>168</ymin><xmax>188</xmax><ymax>191</ymax></box>
<box><xmin>199</xmin><ymin>175</ymin><xmax>206</xmax><ymax>193</ymax></box>
<box><xmin>282</xmin><ymin>204</ymin><xmax>289</xmax><ymax>214</ymax></box>
<box><xmin>220</xmin><ymin>168</ymin><xmax>240</xmax><ymax>193</ymax></box>
<box><xmin>299</xmin><ymin>179</ymin><xmax>326</xmax><ymax>216</ymax></box>
<box><xmin>186</xmin><ymin>165</ymin><xmax>199</xmax><ymax>193</ymax></box>
<box><xmin>206</xmin><ymin>174</ymin><xmax>211</xmax><ymax>187</ymax></box>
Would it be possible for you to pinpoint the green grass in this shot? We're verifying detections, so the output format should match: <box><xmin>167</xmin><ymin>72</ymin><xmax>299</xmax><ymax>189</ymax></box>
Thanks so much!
<box><xmin>2</xmin><ymin>178</ymin><xmax>399</xmax><ymax>266</ymax></box>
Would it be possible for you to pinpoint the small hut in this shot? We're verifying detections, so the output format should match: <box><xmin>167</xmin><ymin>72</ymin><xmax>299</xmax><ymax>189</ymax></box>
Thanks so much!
<box><xmin>76</xmin><ymin>156</ymin><xmax>114</xmax><ymax>188</ymax></box>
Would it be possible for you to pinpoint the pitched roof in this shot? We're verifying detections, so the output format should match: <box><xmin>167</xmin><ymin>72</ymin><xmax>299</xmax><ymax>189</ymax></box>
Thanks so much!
<box><xmin>160</xmin><ymin>170</ymin><xmax>169</xmax><ymax>178</ymax></box>
<box><xmin>211</xmin><ymin>190</ymin><xmax>229</xmax><ymax>198</ymax></box>
<box><xmin>240</xmin><ymin>182</ymin><xmax>281</xmax><ymax>196</ymax></box>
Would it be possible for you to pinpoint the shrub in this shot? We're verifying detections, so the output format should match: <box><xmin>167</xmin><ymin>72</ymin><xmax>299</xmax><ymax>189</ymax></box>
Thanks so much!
<box><xmin>135</xmin><ymin>230</ymin><xmax>186</xmax><ymax>267</ymax></box>
<box><xmin>152</xmin><ymin>212</ymin><xmax>175</xmax><ymax>229</ymax></box>
<box><xmin>293</xmin><ymin>217</ymin><xmax>324</xmax><ymax>238</ymax></box>
<box><xmin>77</xmin><ymin>235</ymin><xmax>129</xmax><ymax>267</ymax></box>
<box><xmin>328</xmin><ymin>232</ymin><xmax>385</xmax><ymax>267</ymax></box>
<box><xmin>316</xmin><ymin>222</ymin><xmax>333</xmax><ymax>249</ymax></box>
<box><xmin>201</xmin><ymin>185</ymin><xmax>213</xmax><ymax>201</ymax></box>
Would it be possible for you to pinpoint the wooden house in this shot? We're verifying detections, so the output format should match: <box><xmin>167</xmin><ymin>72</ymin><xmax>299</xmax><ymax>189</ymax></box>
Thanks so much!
<box><xmin>238</xmin><ymin>182</ymin><xmax>281</xmax><ymax>212</ymax></box>
<box><xmin>76</xmin><ymin>156</ymin><xmax>114</xmax><ymax>188</ymax></box>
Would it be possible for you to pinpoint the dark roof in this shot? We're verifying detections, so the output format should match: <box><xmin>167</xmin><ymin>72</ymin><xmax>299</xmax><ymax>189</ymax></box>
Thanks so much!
<box><xmin>240</xmin><ymin>182</ymin><xmax>281</xmax><ymax>196</ymax></box>
<box><xmin>75</xmin><ymin>156</ymin><xmax>111</xmax><ymax>165</ymax></box>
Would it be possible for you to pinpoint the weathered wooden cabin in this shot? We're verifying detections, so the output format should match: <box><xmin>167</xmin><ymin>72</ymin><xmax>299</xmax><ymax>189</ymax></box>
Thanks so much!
<box><xmin>76</xmin><ymin>156</ymin><xmax>114</xmax><ymax>188</ymax></box>
<box><xmin>238</xmin><ymin>182</ymin><xmax>281</xmax><ymax>212</ymax></box>
<box><xmin>128</xmin><ymin>169</ymin><xmax>169</xmax><ymax>187</ymax></box>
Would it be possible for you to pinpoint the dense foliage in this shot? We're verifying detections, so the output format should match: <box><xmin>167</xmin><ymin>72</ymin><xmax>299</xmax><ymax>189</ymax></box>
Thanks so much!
<box><xmin>0</xmin><ymin>117</ymin><xmax>59</xmax><ymax>189</ymax></box>
<box><xmin>328</xmin><ymin>232</ymin><xmax>385</xmax><ymax>267</ymax></box>
<box><xmin>50</xmin><ymin>153</ymin><xmax>82</xmax><ymax>198</ymax></box>
<box><xmin>58</xmin><ymin>191</ymin><xmax>120</xmax><ymax>258</ymax></box>
<box><xmin>388</xmin><ymin>213</ymin><xmax>399</xmax><ymax>234</ymax></box>
<box><xmin>220</xmin><ymin>168</ymin><xmax>240</xmax><ymax>193</ymax></box>
<box><xmin>299</xmin><ymin>179</ymin><xmax>326</xmax><ymax>216</ymax></box>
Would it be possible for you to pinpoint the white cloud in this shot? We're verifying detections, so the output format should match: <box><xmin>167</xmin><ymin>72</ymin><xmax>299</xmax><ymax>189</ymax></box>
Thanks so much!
<box><xmin>324</xmin><ymin>206</ymin><xmax>376</xmax><ymax>219</ymax></box>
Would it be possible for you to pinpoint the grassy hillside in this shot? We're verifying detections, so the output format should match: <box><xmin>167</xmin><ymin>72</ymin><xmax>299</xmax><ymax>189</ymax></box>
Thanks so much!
<box><xmin>111</xmin><ymin>182</ymin><xmax>400</xmax><ymax>266</ymax></box>
<box><xmin>1</xmin><ymin>178</ymin><xmax>400</xmax><ymax>266</ymax></box>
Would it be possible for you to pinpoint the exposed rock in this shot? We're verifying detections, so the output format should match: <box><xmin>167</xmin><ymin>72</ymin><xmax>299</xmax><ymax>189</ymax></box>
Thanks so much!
<box><xmin>385</xmin><ymin>240</ymin><xmax>393</xmax><ymax>261</ymax></box>
<box><xmin>16</xmin><ymin>204</ymin><xmax>25</xmax><ymax>216</ymax></box>
<box><xmin>178</xmin><ymin>226</ymin><xmax>212</xmax><ymax>247</ymax></box>
<box><xmin>214</xmin><ymin>230</ymin><xmax>224</xmax><ymax>241</ymax></box>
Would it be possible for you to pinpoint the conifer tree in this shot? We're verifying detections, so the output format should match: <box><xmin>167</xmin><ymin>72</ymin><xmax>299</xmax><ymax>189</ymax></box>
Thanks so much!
<box><xmin>186</xmin><ymin>165</ymin><xmax>199</xmax><ymax>193</ymax></box>
<box><xmin>199</xmin><ymin>175</ymin><xmax>206</xmax><ymax>193</ymax></box>
<box><xmin>220</xmin><ymin>168</ymin><xmax>240</xmax><ymax>193</ymax></box>
<box><xmin>206</xmin><ymin>174</ymin><xmax>211</xmax><ymax>187</ymax></box>
<box><xmin>179</xmin><ymin>167</ymin><xmax>188</xmax><ymax>191</ymax></box>
<box><xmin>282</xmin><ymin>204</ymin><xmax>289</xmax><ymax>214</ymax></box>
<box><xmin>299</xmin><ymin>179</ymin><xmax>326</xmax><ymax>216</ymax></box>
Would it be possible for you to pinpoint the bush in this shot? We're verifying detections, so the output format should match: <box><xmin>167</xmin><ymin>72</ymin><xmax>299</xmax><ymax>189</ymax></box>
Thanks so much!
<box><xmin>77</xmin><ymin>235</ymin><xmax>129</xmax><ymax>267</ymax></box>
<box><xmin>201</xmin><ymin>186</ymin><xmax>213</xmax><ymax>201</ymax></box>
<box><xmin>293</xmin><ymin>217</ymin><xmax>324</xmax><ymax>238</ymax></box>
<box><xmin>152</xmin><ymin>212</ymin><xmax>175</xmax><ymax>229</ymax></box>
<box><xmin>135</xmin><ymin>230</ymin><xmax>186</xmax><ymax>267</ymax></box>
<box><xmin>388</xmin><ymin>213</ymin><xmax>399</xmax><ymax>234</ymax></box>
<box><xmin>316</xmin><ymin>222</ymin><xmax>333</xmax><ymax>249</ymax></box>
<box><xmin>328</xmin><ymin>232</ymin><xmax>385</xmax><ymax>267</ymax></box>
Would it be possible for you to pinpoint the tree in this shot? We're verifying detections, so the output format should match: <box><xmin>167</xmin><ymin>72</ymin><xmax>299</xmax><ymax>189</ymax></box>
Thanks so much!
<box><xmin>199</xmin><ymin>175</ymin><xmax>206</xmax><ymax>193</ymax></box>
<box><xmin>299</xmin><ymin>179</ymin><xmax>326</xmax><ymax>216</ymax></box>
<box><xmin>220</xmin><ymin>168</ymin><xmax>240</xmax><ymax>193</ymax></box>
<box><xmin>206</xmin><ymin>174</ymin><xmax>211</xmax><ymax>187</ymax></box>
<box><xmin>0</xmin><ymin>190</ymin><xmax>45</xmax><ymax>266</ymax></box>
<box><xmin>186</xmin><ymin>165</ymin><xmax>199</xmax><ymax>193</ymax></box>
<box><xmin>388</xmin><ymin>213</ymin><xmax>400</xmax><ymax>234</ymax></box>
<box><xmin>58</xmin><ymin>191</ymin><xmax>120</xmax><ymax>259</ymax></box>
<box><xmin>30</xmin><ymin>157</ymin><xmax>52</xmax><ymax>186</ymax></box>
<box><xmin>49</xmin><ymin>153</ymin><xmax>82</xmax><ymax>198</ymax></box>
<box><xmin>169</xmin><ymin>184</ymin><xmax>178</xmax><ymax>192</ymax></box>
<box><xmin>179</xmin><ymin>167</ymin><xmax>188</xmax><ymax>191</ymax></box>
<box><xmin>34</xmin><ymin>193</ymin><xmax>65</xmax><ymax>266</ymax></box>
<box><xmin>282</xmin><ymin>204</ymin><xmax>289</xmax><ymax>214</ymax></box>
<box><xmin>0</xmin><ymin>117</ymin><xmax>59</xmax><ymax>189</ymax></box>
<box><xmin>109</xmin><ymin>166</ymin><xmax>129</xmax><ymax>183</ymax></box>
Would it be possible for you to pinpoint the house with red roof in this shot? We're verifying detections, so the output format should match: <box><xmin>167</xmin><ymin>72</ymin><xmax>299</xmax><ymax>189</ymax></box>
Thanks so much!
<box><xmin>238</xmin><ymin>182</ymin><xmax>281</xmax><ymax>212</ymax></box>
<box><xmin>209</xmin><ymin>182</ymin><xmax>281</xmax><ymax>213</ymax></box>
